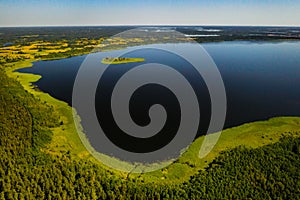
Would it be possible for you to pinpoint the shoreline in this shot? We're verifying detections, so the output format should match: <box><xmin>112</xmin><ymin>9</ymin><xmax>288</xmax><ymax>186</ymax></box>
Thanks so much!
<box><xmin>3</xmin><ymin>53</ymin><xmax>300</xmax><ymax>183</ymax></box>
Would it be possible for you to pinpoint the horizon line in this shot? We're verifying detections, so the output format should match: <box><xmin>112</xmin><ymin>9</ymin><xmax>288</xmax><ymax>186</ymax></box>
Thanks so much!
<box><xmin>1</xmin><ymin>24</ymin><xmax>300</xmax><ymax>28</ymax></box>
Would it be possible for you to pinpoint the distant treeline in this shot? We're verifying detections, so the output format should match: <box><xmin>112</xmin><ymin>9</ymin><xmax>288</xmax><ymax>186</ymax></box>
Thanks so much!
<box><xmin>0</xmin><ymin>67</ymin><xmax>299</xmax><ymax>199</ymax></box>
<box><xmin>1</xmin><ymin>26</ymin><xmax>300</xmax><ymax>46</ymax></box>
<box><xmin>0</xmin><ymin>27</ymin><xmax>131</xmax><ymax>46</ymax></box>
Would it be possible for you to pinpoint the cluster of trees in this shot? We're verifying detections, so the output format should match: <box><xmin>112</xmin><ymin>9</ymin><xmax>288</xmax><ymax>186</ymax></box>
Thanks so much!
<box><xmin>0</xmin><ymin>69</ymin><xmax>58</xmax><ymax>155</ymax></box>
<box><xmin>0</xmin><ymin>68</ymin><xmax>299</xmax><ymax>199</ymax></box>
<box><xmin>0</xmin><ymin>55</ymin><xmax>26</xmax><ymax>65</ymax></box>
<box><xmin>33</xmin><ymin>47</ymin><xmax>94</xmax><ymax>60</ymax></box>
<box><xmin>184</xmin><ymin>136</ymin><xmax>299</xmax><ymax>199</ymax></box>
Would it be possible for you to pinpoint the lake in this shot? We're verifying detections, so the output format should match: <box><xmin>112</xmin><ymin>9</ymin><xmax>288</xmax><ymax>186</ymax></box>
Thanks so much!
<box><xmin>18</xmin><ymin>41</ymin><xmax>300</xmax><ymax>138</ymax></box>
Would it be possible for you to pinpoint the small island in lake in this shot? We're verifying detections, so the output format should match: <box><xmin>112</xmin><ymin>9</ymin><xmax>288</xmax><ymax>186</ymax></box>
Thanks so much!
<box><xmin>101</xmin><ymin>57</ymin><xmax>145</xmax><ymax>64</ymax></box>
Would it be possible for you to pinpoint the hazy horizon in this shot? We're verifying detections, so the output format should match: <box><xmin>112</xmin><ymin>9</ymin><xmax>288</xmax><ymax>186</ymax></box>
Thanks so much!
<box><xmin>1</xmin><ymin>0</ymin><xmax>300</xmax><ymax>27</ymax></box>
<box><xmin>1</xmin><ymin>24</ymin><xmax>300</xmax><ymax>28</ymax></box>
<box><xmin>1</xmin><ymin>24</ymin><xmax>300</xmax><ymax>29</ymax></box>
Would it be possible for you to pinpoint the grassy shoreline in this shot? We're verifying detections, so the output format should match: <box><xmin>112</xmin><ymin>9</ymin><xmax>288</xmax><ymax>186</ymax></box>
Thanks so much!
<box><xmin>3</xmin><ymin>55</ymin><xmax>300</xmax><ymax>183</ymax></box>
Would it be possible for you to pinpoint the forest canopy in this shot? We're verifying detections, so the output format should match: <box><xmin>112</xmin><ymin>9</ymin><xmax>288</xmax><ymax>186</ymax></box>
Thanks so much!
<box><xmin>0</xmin><ymin>68</ymin><xmax>299</xmax><ymax>199</ymax></box>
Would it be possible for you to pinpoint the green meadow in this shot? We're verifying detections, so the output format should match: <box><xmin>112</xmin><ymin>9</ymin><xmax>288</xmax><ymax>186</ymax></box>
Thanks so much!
<box><xmin>4</xmin><ymin>58</ymin><xmax>300</xmax><ymax>184</ymax></box>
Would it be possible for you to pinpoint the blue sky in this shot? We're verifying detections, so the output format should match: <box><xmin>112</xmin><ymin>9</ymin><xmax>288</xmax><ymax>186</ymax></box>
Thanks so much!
<box><xmin>0</xmin><ymin>0</ymin><xmax>300</xmax><ymax>26</ymax></box>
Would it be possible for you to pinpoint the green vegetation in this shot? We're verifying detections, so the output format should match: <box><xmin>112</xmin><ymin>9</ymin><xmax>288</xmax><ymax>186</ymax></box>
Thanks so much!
<box><xmin>143</xmin><ymin>117</ymin><xmax>300</xmax><ymax>182</ymax></box>
<box><xmin>1</xmin><ymin>64</ymin><xmax>300</xmax><ymax>199</ymax></box>
<box><xmin>184</xmin><ymin>136</ymin><xmax>300</xmax><ymax>199</ymax></box>
<box><xmin>3</xmin><ymin>60</ymin><xmax>100</xmax><ymax>163</ymax></box>
<box><xmin>0</xmin><ymin>69</ymin><xmax>59</xmax><ymax>154</ymax></box>
<box><xmin>2</xmin><ymin>26</ymin><xmax>299</xmax><ymax>65</ymax></box>
<box><xmin>1</xmin><ymin>26</ymin><xmax>300</xmax><ymax>198</ymax></box>
<box><xmin>0</xmin><ymin>71</ymin><xmax>299</xmax><ymax>198</ymax></box>
<box><xmin>5</xmin><ymin>57</ymin><xmax>300</xmax><ymax>183</ymax></box>
<box><xmin>101</xmin><ymin>57</ymin><xmax>145</xmax><ymax>64</ymax></box>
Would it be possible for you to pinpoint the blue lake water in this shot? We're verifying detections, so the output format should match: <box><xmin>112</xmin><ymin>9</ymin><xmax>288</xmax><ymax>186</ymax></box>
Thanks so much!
<box><xmin>18</xmin><ymin>41</ymin><xmax>300</xmax><ymax>138</ymax></box>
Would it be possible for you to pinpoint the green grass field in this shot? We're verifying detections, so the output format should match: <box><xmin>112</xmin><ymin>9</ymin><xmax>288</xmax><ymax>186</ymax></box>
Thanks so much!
<box><xmin>152</xmin><ymin>116</ymin><xmax>300</xmax><ymax>182</ymax></box>
<box><xmin>4</xmin><ymin>59</ymin><xmax>300</xmax><ymax>184</ymax></box>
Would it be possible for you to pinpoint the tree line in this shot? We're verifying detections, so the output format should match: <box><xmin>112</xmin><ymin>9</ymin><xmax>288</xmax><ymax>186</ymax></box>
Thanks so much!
<box><xmin>0</xmin><ymin>68</ymin><xmax>299</xmax><ymax>199</ymax></box>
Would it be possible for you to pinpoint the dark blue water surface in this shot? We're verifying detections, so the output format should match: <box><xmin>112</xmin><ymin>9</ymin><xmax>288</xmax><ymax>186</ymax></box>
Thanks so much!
<box><xmin>18</xmin><ymin>41</ymin><xmax>300</xmax><ymax>137</ymax></box>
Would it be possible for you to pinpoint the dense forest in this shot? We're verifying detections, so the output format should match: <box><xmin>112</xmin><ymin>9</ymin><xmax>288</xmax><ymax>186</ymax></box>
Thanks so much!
<box><xmin>0</xmin><ymin>27</ymin><xmax>130</xmax><ymax>46</ymax></box>
<box><xmin>0</xmin><ymin>67</ymin><xmax>299</xmax><ymax>199</ymax></box>
<box><xmin>1</xmin><ymin>26</ymin><xmax>300</xmax><ymax>47</ymax></box>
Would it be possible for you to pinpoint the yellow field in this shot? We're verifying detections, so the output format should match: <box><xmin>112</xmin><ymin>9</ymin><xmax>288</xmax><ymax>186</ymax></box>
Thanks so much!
<box><xmin>0</xmin><ymin>41</ymin><xmax>71</xmax><ymax>63</ymax></box>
